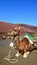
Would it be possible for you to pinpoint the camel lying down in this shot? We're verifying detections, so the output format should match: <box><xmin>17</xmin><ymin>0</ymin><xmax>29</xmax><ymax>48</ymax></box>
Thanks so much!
<box><xmin>10</xmin><ymin>27</ymin><xmax>36</xmax><ymax>58</ymax></box>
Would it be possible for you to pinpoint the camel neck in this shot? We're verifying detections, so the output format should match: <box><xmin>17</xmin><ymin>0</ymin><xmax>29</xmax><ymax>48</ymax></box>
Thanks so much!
<box><xmin>14</xmin><ymin>34</ymin><xmax>20</xmax><ymax>43</ymax></box>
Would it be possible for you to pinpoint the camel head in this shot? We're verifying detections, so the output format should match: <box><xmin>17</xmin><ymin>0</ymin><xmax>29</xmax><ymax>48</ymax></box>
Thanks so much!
<box><xmin>10</xmin><ymin>27</ymin><xmax>20</xmax><ymax>36</ymax></box>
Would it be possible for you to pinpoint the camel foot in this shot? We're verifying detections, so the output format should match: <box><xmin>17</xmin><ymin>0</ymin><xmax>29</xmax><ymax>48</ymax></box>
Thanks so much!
<box><xmin>15</xmin><ymin>51</ymin><xmax>21</xmax><ymax>57</ymax></box>
<box><xmin>23</xmin><ymin>52</ymin><xmax>30</xmax><ymax>58</ymax></box>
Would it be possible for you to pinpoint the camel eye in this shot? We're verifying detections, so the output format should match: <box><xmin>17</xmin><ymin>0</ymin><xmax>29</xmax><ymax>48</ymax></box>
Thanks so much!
<box><xmin>14</xmin><ymin>30</ymin><xmax>16</xmax><ymax>31</ymax></box>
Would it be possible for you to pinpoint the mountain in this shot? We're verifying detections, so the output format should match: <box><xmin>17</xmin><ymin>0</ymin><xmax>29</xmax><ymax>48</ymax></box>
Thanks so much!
<box><xmin>0</xmin><ymin>21</ymin><xmax>37</xmax><ymax>34</ymax></box>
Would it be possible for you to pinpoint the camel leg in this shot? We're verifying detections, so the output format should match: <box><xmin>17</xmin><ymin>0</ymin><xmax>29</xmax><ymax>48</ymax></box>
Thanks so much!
<box><xmin>23</xmin><ymin>51</ymin><xmax>30</xmax><ymax>58</ymax></box>
<box><xmin>15</xmin><ymin>51</ymin><xmax>21</xmax><ymax>57</ymax></box>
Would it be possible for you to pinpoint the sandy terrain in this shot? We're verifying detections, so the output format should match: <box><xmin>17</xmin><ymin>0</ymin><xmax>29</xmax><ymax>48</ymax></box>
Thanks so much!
<box><xmin>0</xmin><ymin>39</ymin><xmax>37</xmax><ymax>65</ymax></box>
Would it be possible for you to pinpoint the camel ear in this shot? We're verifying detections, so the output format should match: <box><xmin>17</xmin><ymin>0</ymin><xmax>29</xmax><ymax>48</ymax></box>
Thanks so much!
<box><xmin>19</xmin><ymin>27</ymin><xmax>21</xmax><ymax>30</ymax></box>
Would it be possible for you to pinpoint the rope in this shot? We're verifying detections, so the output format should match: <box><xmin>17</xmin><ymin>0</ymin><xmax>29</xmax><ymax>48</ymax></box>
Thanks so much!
<box><xmin>4</xmin><ymin>56</ymin><xmax>18</xmax><ymax>64</ymax></box>
<box><xmin>4</xmin><ymin>47</ymin><xmax>18</xmax><ymax>64</ymax></box>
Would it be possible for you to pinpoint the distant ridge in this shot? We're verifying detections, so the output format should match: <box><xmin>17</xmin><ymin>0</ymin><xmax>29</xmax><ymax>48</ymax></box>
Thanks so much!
<box><xmin>0</xmin><ymin>21</ymin><xmax>37</xmax><ymax>34</ymax></box>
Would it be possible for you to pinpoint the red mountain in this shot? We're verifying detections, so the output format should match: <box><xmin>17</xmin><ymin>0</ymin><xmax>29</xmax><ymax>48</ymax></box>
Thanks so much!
<box><xmin>0</xmin><ymin>21</ymin><xmax>37</xmax><ymax>34</ymax></box>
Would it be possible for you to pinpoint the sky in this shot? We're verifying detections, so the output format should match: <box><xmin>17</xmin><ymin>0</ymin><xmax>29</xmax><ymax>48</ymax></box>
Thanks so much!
<box><xmin>0</xmin><ymin>0</ymin><xmax>37</xmax><ymax>26</ymax></box>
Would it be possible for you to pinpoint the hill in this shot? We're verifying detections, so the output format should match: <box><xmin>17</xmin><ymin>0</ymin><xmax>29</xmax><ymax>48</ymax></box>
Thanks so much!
<box><xmin>0</xmin><ymin>21</ymin><xmax>37</xmax><ymax>34</ymax></box>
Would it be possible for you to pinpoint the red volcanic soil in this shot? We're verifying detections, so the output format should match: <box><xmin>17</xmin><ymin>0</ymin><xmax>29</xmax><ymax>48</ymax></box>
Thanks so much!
<box><xmin>0</xmin><ymin>21</ymin><xmax>37</xmax><ymax>34</ymax></box>
<box><xmin>0</xmin><ymin>21</ymin><xmax>14</xmax><ymax>32</ymax></box>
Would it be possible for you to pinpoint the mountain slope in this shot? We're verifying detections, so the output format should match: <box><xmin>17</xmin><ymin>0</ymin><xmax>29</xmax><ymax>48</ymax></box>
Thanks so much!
<box><xmin>0</xmin><ymin>21</ymin><xmax>37</xmax><ymax>34</ymax></box>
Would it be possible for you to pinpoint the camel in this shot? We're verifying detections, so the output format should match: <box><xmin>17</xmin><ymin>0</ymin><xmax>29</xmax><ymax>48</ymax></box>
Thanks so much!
<box><xmin>10</xmin><ymin>27</ymin><xmax>35</xmax><ymax>58</ymax></box>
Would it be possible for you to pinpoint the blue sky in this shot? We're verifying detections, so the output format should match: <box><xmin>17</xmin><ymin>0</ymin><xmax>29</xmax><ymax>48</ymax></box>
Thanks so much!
<box><xmin>0</xmin><ymin>0</ymin><xmax>37</xmax><ymax>26</ymax></box>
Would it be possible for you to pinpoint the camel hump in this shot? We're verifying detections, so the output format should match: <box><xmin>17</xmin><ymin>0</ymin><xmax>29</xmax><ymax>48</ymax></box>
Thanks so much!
<box><xmin>24</xmin><ymin>34</ymin><xmax>33</xmax><ymax>44</ymax></box>
<box><xmin>22</xmin><ymin>37</ymin><xmax>29</xmax><ymax>44</ymax></box>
